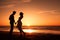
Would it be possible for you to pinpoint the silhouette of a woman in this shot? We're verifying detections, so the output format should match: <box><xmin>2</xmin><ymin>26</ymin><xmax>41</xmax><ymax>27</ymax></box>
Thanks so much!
<box><xmin>16</xmin><ymin>12</ymin><xmax>25</xmax><ymax>35</ymax></box>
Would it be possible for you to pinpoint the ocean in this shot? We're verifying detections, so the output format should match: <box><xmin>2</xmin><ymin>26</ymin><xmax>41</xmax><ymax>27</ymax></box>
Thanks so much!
<box><xmin>0</xmin><ymin>26</ymin><xmax>60</xmax><ymax>34</ymax></box>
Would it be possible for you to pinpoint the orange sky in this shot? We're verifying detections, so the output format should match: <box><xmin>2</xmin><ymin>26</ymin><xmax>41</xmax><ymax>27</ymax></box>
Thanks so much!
<box><xmin>0</xmin><ymin>0</ymin><xmax>60</xmax><ymax>26</ymax></box>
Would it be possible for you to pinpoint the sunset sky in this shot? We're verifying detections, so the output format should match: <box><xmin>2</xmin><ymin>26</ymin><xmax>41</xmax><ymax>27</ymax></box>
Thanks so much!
<box><xmin>0</xmin><ymin>0</ymin><xmax>60</xmax><ymax>26</ymax></box>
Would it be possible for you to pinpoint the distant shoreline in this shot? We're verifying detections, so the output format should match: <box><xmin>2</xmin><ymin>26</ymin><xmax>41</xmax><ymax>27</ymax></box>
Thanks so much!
<box><xmin>0</xmin><ymin>25</ymin><xmax>60</xmax><ymax>27</ymax></box>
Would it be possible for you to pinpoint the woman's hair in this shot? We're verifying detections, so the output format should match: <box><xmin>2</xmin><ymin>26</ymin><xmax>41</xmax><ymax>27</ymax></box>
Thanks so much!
<box><xmin>20</xmin><ymin>12</ymin><xmax>23</xmax><ymax>16</ymax></box>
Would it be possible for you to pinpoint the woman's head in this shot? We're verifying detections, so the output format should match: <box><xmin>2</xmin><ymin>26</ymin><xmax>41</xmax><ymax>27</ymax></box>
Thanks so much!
<box><xmin>20</xmin><ymin>12</ymin><xmax>23</xmax><ymax>16</ymax></box>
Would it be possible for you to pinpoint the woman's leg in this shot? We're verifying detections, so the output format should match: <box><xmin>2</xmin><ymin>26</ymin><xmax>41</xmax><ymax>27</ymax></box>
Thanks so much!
<box><xmin>18</xmin><ymin>26</ymin><xmax>25</xmax><ymax>35</ymax></box>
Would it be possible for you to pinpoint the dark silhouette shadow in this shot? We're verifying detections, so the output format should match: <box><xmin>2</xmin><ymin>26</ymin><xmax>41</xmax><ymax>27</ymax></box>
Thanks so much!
<box><xmin>9</xmin><ymin>11</ymin><xmax>26</xmax><ymax>40</ymax></box>
<box><xmin>16</xmin><ymin>12</ymin><xmax>25</xmax><ymax>36</ymax></box>
<box><xmin>17</xmin><ymin>35</ymin><xmax>31</xmax><ymax>40</ymax></box>
<box><xmin>0</xmin><ymin>31</ymin><xmax>60</xmax><ymax>40</ymax></box>
<box><xmin>9</xmin><ymin>11</ymin><xmax>16</xmax><ymax>36</ymax></box>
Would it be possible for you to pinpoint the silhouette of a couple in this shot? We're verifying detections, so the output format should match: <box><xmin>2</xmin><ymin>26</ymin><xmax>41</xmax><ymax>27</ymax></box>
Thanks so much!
<box><xmin>9</xmin><ymin>11</ymin><xmax>25</xmax><ymax>36</ymax></box>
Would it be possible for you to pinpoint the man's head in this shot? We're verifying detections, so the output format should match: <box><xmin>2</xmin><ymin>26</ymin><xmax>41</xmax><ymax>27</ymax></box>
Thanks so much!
<box><xmin>12</xmin><ymin>11</ymin><xmax>16</xmax><ymax>15</ymax></box>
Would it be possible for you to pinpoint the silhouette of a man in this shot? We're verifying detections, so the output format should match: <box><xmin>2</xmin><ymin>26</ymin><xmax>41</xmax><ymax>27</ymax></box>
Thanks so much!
<box><xmin>9</xmin><ymin>11</ymin><xmax>16</xmax><ymax>35</ymax></box>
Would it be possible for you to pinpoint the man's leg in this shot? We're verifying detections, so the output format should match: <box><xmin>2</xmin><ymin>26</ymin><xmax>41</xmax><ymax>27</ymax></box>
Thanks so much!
<box><xmin>9</xmin><ymin>23</ymin><xmax>14</xmax><ymax>40</ymax></box>
<box><xmin>10</xmin><ymin>23</ymin><xmax>14</xmax><ymax>35</ymax></box>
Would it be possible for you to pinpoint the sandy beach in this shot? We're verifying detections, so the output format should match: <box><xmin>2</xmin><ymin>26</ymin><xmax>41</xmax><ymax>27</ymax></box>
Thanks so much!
<box><xmin>0</xmin><ymin>31</ymin><xmax>60</xmax><ymax>40</ymax></box>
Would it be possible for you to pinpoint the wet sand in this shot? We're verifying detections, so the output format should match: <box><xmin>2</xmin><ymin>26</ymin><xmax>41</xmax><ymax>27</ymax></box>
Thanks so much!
<box><xmin>0</xmin><ymin>31</ymin><xmax>60</xmax><ymax>40</ymax></box>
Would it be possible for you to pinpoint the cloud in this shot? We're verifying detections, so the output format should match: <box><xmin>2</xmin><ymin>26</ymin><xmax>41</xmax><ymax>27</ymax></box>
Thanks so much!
<box><xmin>0</xmin><ymin>4</ymin><xmax>15</xmax><ymax>8</ymax></box>
<box><xmin>39</xmin><ymin>10</ymin><xmax>55</xmax><ymax>13</ymax></box>
<box><xmin>38</xmin><ymin>10</ymin><xmax>60</xmax><ymax>15</ymax></box>
<box><xmin>0</xmin><ymin>0</ymin><xmax>32</xmax><ymax>8</ymax></box>
<box><xmin>0</xmin><ymin>0</ymin><xmax>19</xmax><ymax>8</ymax></box>
<box><xmin>21</xmin><ymin>0</ymin><xmax>32</xmax><ymax>2</ymax></box>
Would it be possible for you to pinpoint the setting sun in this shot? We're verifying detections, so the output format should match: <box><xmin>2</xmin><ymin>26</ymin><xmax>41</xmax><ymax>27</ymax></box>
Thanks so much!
<box><xmin>26</xmin><ymin>24</ymin><xmax>30</xmax><ymax>26</ymax></box>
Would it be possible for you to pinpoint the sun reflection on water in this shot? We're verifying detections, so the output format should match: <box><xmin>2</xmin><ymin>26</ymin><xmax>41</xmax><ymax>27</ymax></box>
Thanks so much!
<box><xmin>23</xmin><ymin>29</ymin><xmax>36</xmax><ymax>33</ymax></box>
